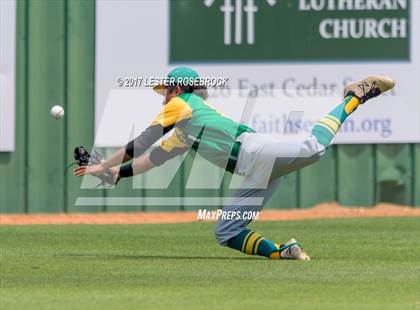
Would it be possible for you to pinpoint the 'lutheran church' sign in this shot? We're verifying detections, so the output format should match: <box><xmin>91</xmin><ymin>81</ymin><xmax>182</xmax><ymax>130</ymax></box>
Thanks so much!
<box><xmin>170</xmin><ymin>0</ymin><xmax>410</xmax><ymax>62</ymax></box>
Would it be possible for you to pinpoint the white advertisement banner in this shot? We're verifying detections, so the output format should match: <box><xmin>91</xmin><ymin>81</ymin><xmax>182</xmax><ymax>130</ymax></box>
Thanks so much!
<box><xmin>0</xmin><ymin>0</ymin><xmax>16</xmax><ymax>152</ymax></box>
<box><xmin>95</xmin><ymin>0</ymin><xmax>420</xmax><ymax>146</ymax></box>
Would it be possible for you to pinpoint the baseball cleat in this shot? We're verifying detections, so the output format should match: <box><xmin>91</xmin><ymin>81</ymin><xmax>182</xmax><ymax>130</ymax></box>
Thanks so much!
<box><xmin>344</xmin><ymin>76</ymin><xmax>395</xmax><ymax>104</ymax></box>
<box><xmin>279</xmin><ymin>238</ymin><xmax>311</xmax><ymax>261</ymax></box>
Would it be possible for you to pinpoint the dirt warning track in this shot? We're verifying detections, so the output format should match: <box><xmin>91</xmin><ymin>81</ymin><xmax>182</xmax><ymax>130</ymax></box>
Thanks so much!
<box><xmin>0</xmin><ymin>203</ymin><xmax>419</xmax><ymax>226</ymax></box>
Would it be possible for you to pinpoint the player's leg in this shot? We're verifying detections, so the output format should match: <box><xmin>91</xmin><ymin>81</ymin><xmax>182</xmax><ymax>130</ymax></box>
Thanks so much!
<box><xmin>310</xmin><ymin>95</ymin><xmax>359</xmax><ymax>148</ymax></box>
<box><xmin>312</xmin><ymin>75</ymin><xmax>395</xmax><ymax>148</ymax></box>
<box><xmin>269</xmin><ymin>75</ymin><xmax>395</xmax><ymax>180</ymax></box>
<box><xmin>215</xmin><ymin>178</ymin><xmax>309</xmax><ymax>260</ymax></box>
<box><xmin>214</xmin><ymin>131</ymin><xmax>312</xmax><ymax>260</ymax></box>
<box><xmin>215</xmin><ymin>76</ymin><xmax>394</xmax><ymax>260</ymax></box>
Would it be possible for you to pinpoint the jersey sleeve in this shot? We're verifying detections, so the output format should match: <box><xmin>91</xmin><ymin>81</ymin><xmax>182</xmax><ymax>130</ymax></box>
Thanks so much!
<box><xmin>149</xmin><ymin>145</ymin><xmax>189</xmax><ymax>166</ymax></box>
<box><xmin>151</xmin><ymin>96</ymin><xmax>192</xmax><ymax>127</ymax></box>
<box><xmin>124</xmin><ymin>96</ymin><xmax>192</xmax><ymax>158</ymax></box>
<box><xmin>124</xmin><ymin>124</ymin><xmax>168</xmax><ymax>158</ymax></box>
<box><xmin>149</xmin><ymin>128</ymin><xmax>189</xmax><ymax>166</ymax></box>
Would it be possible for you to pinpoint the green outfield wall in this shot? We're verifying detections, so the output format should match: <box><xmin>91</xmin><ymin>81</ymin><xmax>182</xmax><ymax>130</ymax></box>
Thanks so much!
<box><xmin>0</xmin><ymin>0</ymin><xmax>419</xmax><ymax>214</ymax></box>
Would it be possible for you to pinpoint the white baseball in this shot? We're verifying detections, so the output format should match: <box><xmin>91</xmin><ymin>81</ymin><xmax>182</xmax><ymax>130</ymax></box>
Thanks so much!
<box><xmin>50</xmin><ymin>105</ymin><xmax>64</xmax><ymax>119</ymax></box>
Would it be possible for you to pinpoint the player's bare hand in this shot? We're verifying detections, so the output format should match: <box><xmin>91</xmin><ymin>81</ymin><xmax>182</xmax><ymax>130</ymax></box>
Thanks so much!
<box><xmin>74</xmin><ymin>164</ymin><xmax>105</xmax><ymax>177</ymax></box>
<box><xmin>74</xmin><ymin>165</ymin><xmax>121</xmax><ymax>184</ymax></box>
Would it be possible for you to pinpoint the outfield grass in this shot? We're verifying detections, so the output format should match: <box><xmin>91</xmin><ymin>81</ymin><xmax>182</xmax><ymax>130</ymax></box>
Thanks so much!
<box><xmin>1</xmin><ymin>217</ymin><xmax>419</xmax><ymax>310</ymax></box>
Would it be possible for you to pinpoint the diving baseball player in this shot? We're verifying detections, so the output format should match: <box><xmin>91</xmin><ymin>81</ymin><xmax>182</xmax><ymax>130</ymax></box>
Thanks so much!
<box><xmin>74</xmin><ymin>67</ymin><xmax>394</xmax><ymax>260</ymax></box>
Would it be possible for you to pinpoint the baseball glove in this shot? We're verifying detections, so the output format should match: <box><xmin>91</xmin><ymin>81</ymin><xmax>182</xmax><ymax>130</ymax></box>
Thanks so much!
<box><xmin>74</xmin><ymin>145</ymin><xmax>115</xmax><ymax>186</ymax></box>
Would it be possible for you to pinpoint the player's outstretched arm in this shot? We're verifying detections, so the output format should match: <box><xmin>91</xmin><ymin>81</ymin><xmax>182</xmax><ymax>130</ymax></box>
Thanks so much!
<box><xmin>74</xmin><ymin>92</ymin><xmax>186</xmax><ymax>182</ymax></box>
<box><xmin>74</xmin><ymin>153</ymin><xmax>155</xmax><ymax>183</ymax></box>
<box><xmin>73</xmin><ymin>125</ymin><xmax>164</xmax><ymax>182</ymax></box>
<box><xmin>117</xmin><ymin>153</ymin><xmax>155</xmax><ymax>180</ymax></box>
<box><xmin>100</xmin><ymin>147</ymin><xmax>132</xmax><ymax>170</ymax></box>
<box><xmin>101</xmin><ymin>124</ymin><xmax>170</xmax><ymax>170</ymax></box>
<box><xmin>132</xmin><ymin>154</ymin><xmax>155</xmax><ymax>174</ymax></box>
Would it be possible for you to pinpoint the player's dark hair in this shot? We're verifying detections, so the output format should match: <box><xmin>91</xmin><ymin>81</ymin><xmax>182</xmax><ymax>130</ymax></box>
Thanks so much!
<box><xmin>192</xmin><ymin>86</ymin><xmax>209</xmax><ymax>100</ymax></box>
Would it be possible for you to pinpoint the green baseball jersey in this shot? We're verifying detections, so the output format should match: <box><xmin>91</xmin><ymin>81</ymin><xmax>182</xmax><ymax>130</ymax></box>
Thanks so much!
<box><xmin>126</xmin><ymin>93</ymin><xmax>254</xmax><ymax>169</ymax></box>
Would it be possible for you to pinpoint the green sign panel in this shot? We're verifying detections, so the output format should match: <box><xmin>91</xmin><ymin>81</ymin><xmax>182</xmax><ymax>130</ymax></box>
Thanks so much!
<box><xmin>170</xmin><ymin>0</ymin><xmax>410</xmax><ymax>62</ymax></box>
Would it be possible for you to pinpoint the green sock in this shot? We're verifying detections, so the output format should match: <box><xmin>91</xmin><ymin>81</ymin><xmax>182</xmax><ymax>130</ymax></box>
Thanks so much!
<box><xmin>227</xmin><ymin>229</ymin><xmax>282</xmax><ymax>259</ymax></box>
<box><xmin>311</xmin><ymin>95</ymin><xmax>360</xmax><ymax>147</ymax></box>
